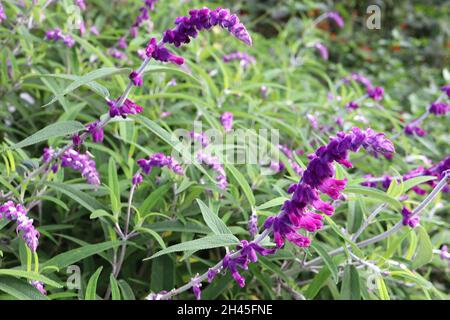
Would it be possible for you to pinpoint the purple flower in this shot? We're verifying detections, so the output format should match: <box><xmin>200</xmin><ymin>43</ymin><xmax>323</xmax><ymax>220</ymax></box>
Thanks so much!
<box><xmin>441</xmin><ymin>84</ymin><xmax>450</xmax><ymax>98</ymax></box>
<box><xmin>261</xmin><ymin>85</ymin><xmax>268</xmax><ymax>99</ymax></box>
<box><xmin>367</xmin><ymin>86</ymin><xmax>384</xmax><ymax>101</ymax></box>
<box><xmin>72</xmin><ymin>134</ymin><xmax>83</xmax><ymax>146</ymax></box>
<box><xmin>220</xmin><ymin>112</ymin><xmax>233</xmax><ymax>132</ymax></box>
<box><xmin>404</xmin><ymin>124</ymin><xmax>426</xmax><ymax>137</ymax></box>
<box><xmin>440</xmin><ymin>245</ymin><xmax>449</xmax><ymax>265</ymax></box>
<box><xmin>248</xmin><ymin>212</ymin><xmax>258</xmax><ymax>238</ymax></box>
<box><xmin>350</xmin><ymin>73</ymin><xmax>373</xmax><ymax>89</ymax></box>
<box><xmin>75</xmin><ymin>0</ymin><xmax>86</xmax><ymax>11</ymax></box>
<box><xmin>132</xmin><ymin>172</ymin><xmax>143</xmax><ymax>186</ymax></box>
<box><xmin>190</xmin><ymin>131</ymin><xmax>210</xmax><ymax>147</ymax></box>
<box><xmin>42</xmin><ymin>147</ymin><xmax>55</xmax><ymax>164</ymax></box>
<box><xmin>118</xmin><ymin>37</ymin><xmax>128</xmax><ymax>49</ymax></box>
<box><xmin>429</xmin><ymin>102</ymin><xmax>449</xmax><ymax>116</ymax></box>
<box><xmin>0</xmin><ymin>1</ymin><xmax>7</xmax><ymax>23</ymax></box>
<box><xmin>191</xmin><ymin>276</ymin><xmax>202</xmax><ymax>300</ymax></box>
<box><xmin>61</xmin><ymin>148</ymin><xmax>101</xmax><ymax>185</ymax></box>
<box><xmin>0</xmin><ymin>201</ymin><xmax>40</xmax><ymax>252</ymax></box>
<box><xmin>346</xmin><ymin>101</ymin><xmax>359</xmax><ymax>110</ymax></box>
<box><xmin>137</xmin><ymin>153</ymin><xmax>184</xmax><ymax>176</ymax></box>
<box><xmin>326</xmin><ymin>12</ymin><xmax>344</xmax><ymax>28</ymax></box>
<box><xmin>306</xmin><ymin>114</ymin><xmax>318</xmax><ymax>129</ymax></box>
<box><xmin>314</xmin><ymin>43</ymin><xmax>328</xmax><ymax>60</ymax></box>
<box><xmin>223</xmin><ymin>51</ymin><xmax>256</xmax><ymax>68</ymax></box>
<box><xmin>222</xmin><ymin>254</ymin><xmax>247</xmax><ymax>287</ymax></box>
<box><xmin>86</xmin><ymin>121</ymin><xmax>104</xmax><ymax>143</ymax></box>
<box><xmin>45</xmin><ymin>28</ymin><xmax>63</xmax><ymax>41</ymax></box>
<box><xmin>108</xmin><ymin>98</ymin><xmax>143</xmax><ymax>118</ymax></box>
<box><xmin>264</xmin><ymin>216</ymin><xmax>311</xmax><ymax>248</ymax></box>
<box><xmin>207</xmin><ymin>268</ymin><xmax>218</xmax><ymax>283</ymax></box>
<box><xmin>90</xmin><ymin>26</ymin><xmax>100</xmax><ymax>36</ymax></box>
<box><xmin>107</xmin><ymin>48</ymin><xmax>127</xmax><ymax>60</ymax></box>
<box><xmin>401</xmin><ymin>206</ymin><xmax>419</xmax><ymax>228</ymax></box>
<box><xmin>145</xmin><ymin>38</ymin><xmax>185</xmax><ymax>65</ymax></box>
<box><xmin>129</xmin><ymin>71</ymin><xmax>143</xmax><ymax>87</ymax></box>
<box><xmin>145</xmin><ymin>0</ymin><xmax>158</xmax><ymax>11</ymax></box>
<box><xmin>31</xmin><ymin>281</ymin><xmax>47</xmax><ymax>295</ymax></box>
<box><xmin>162</xmin><ymin>7</ymin><xmax>252</xmax><ymax>47</ymax></box>
<box><xmin>62</xmin><ymin>35</ymin><xmax>75</xmax><ymax>48</ymax></box>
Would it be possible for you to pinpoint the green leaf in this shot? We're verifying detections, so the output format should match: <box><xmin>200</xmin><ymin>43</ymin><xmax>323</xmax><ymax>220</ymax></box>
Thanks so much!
<box><xmin>376</xmin><ymin>276</ymin><xmax>390</xmax><ymax>300</ymax></box>
<box><xmin>89</xmin><ymin>209</ymin><xmax>117</xmax><ymax>223</ymax></box>
<box><xmin>118</xmin><ymin>280</ymin><xmax>135</xmax><ymax>300</ymax></box>
<box><xmin>196</xmin><ymin>199</ymin><xmax>235</xmax><ymax>236</ymax></box>
<box><xmin>0</xmin><ymin>270</ymin><xmax>62</xmax><ymax>288</ymax></box>
<box><xmin>150</xmin><ymin>255</ymin><xmax>175</xmax><ymax>293</ymax></box>
<box><xmin>109</xmin><ymin>274</ymin><xmax>121</xmax><ymax>300</ymax></box>
<box><xmin>403</xmin><ymin>176</ymin><xmax>436</xmax><ymax>192</ymax></box>
<box><xmin>226</xmin><ymin>164</ymin><xmax>255</xmax><ymax>207</ymax></box>
<box><xmin>85</xmin><ymin>266</ymin><xmax>103</xmax><ymax>300</ymax></box>
<box><xmin>42</xmin><ymin>241</ymin><xmax>120</xmax><ymax>270</ymax></box>
<box><xmin>340</xmin><ymin>265</ymin><xmax>361</xmax><ymax>300</ymax></box>
<box><xmin>47</xmin><ymin>182</ymin><xmax>104</xmax><ymax>212</ymax></box>
<box><xmin>0</xmin><ymin>276</ymin><xmax>49</xmax><ymax>300</ymax></box>
<box><xmin>108</xmin><ymin>158</ymin><xmax>121</xmax><ymax>215</ymax></box>
<box><xmin>145</xmin><ymin>234</ymin><xmax>239</xmax><ymax>260</ymax></box>
<box><xmin>345</xmin><ymin>186</ymin><xmax>402</xmax><ymax>210</ymax></box>
<box><xmin>134</xmin><ymin>227</ymin><xmax>166</xmax><ymax>249</ymax></box>
<box><xmin>412</xmin><ymin>226</ymin><xmax>433</xmax><ymax>269</ymax></box>
<box><xmin>10</xmin><ymin>121</ymin><xmax>85</xmax><ymax>150</ymax></box>
<box><xmin>256</xmin><ymin>197</ymin><xmax>288</xmax><ymax>210</ymax></box>
<box><xmin>138</xmin><ymin>184</ymin><xmax>170</xmax><ymax>214</ymax></box>
<box><xmin>310</xmin><ymin>242</ymin><xmax>339</xmax><ymax>283</ymax></box>
<box><xmin>44</xmin><ymin>67</ymin><xmax>129</xmax><ymax>107</ymax></box>
<box><xmin>305</xmin><ymin>267</ymin><xmax>331</xmax><ymax>299</ymax></box>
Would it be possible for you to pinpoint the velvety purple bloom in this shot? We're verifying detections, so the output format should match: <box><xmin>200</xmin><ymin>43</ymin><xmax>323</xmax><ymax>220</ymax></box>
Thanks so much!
<box><xmin>145</xmin><ymin>0</ymin><xmax>158</xmax><ymax>11</ymax></box>
<box><xmin>248</xmin><ymin>212</ymin><xmax>258</xmax><ymax>238</ymax></box>
<box><xmin>90</xmin><ymin>26</ymin><xmax>100</xmax><ymax>35</ymax></box>
<box><xmin>72</xmin><ymin>134</ymin><xmax>83</xmax><ymax>146</ymax></box>
<box><xmin>191</xmin><ymin>277</ymin><xmax>202</xmax><ymax>300</ymax></box>
<box><xmin>107</xmin><ymin>48</ymin><xmax>127</xmax><ymax>60</ymax></box>
<box><xmin>86</xmin><ymin>121</ymin><xmax>104</xmax><ymax>143</ymax></box>
<box><xmin>42</xmin><ymin>147</ymin><xmax>55</xmax><ymax>164</ymax></box>
<box><xmin>137</xmin><ymin>153</ymin><xmax>184</xmax><ymax>176</ymax></box>
<box><xmin>222</xmin><ymin>254</ymin><xmax>247</xmax><ymax>287</ymax></box>
<box><xmin>350</xmin><ymin>73</ymin><xmax>373</xmax><ymax>89</ymax></box>
<box><xmin>207</xmin><ymin>268</ymin><xmax>218</xmax><ymax>283</ymax></box>
<box><xmin>108</xmin><ymin>98</ymin><xmax>143</xmax><ymax>118</ymax></box>
<box><xmin>31</xmin><ymin>281</ymin><xmax>47</xmax><ymax>295</ymax></box>
<box><xmin>404</xmin><ymin>124</ymin><xmax>426</xmax><ymax>137</ymax></box>
<box><xmin>62</xmin><ymin>35</ymin><xmax>75</xmax><ymax>48</ymax></box>
<box><xmin>306</xmin><ymin>114</ymin><xmax>318</xmax><ymax>129</ymax></box>
<box><xmin>314</xmin><ymin>43</ymin><xmax>329</xmax><ymax>60</ymax></box>
<box><xmin>346</xmin><ymin>101</ymin><xmax>359</xmax><ymax>110</ymax></box>
<box><xmin>0</xmin><ymin>201</ymin><xmax>40</xmax><ymax>252</ymax></box>
<box><xmin>441</xmin><ymin>245</ymin><xmax>449</xmax><ymax>265</ymax></box>
<box><xmin>161</xmin><ymin>111</ymin><xmax>171</xmax><ymax>118</ymax></box>
<box><xmin>75</xmin><ymin>0</ymin><xmax>86</xmax><ymax>11</ymax></box>
<box><xmin>129</xmin><ymin>71</ymin><xmax>143</xmax><ymax>87</ymax></box>
<box><xmin>223</xmin><ymin>51</ymin><xmax>256</xmax><ymax>68</ymax></box>
<box><xmin>61</xmin><ymin>148</ymin><xmax>101</xmax><ymax>185</ymax></box>
<box><xmin>132</xmin><ymin>172</ymin><xmax>143</xmax><ymax>186</ymax></box>
<box><xmin>118</xmin><ymin>37</ymin><xmax>128</xmax><ymax>49</ymax></box>
<box><xmin>367</xmin><ymin>86</ymin><xmax>384</xmax><ymax>101</ymax></box>
<box><xmin>429</xmin><ymin>102</ymin><xmax>449</xmax><ymax>116</ymax></box>
<box><xmin>0</xmin><ymin>1</ymin><xmax>7</xmax><ymax>23</ymax></box>
<box><xmin>220</xmin><ymin>112</ymin><xmax>233</xmax><ymax>132</ymax></box>
<box><xmin>145</xmin><ymin>38</ymin><xmax>184</xmax><ymax>65</ymax></box>
<box><xmin>326</xmin><ymin>11</ymin><xmax>344</xmax><ymax>28</ymax></box>
<box><xmin>401</xmin><ymin>206</ymin><xmax>419</xmax><ymax>228</ymax></box>
<box><xmin>264</xmin><ymin>216</ymin><xmax>311</xmax><ymax>248</ymax></box>
<box><xmin>162</xmin><ymin>7</ymin><xmax>252</xmax><ymax>47</ymax></box>
<box><xmin>441</xmin><ymin>84</ymin><xmax>450</xmax><ymax>98</ymax></box>
<box><xmin>261</xmin><ymin>85</ymin><xmax>268</xmax><ymax>99</ymax></box>
<box><xmin>190</xmin><ymin>131</ymin><xmax>210</xmax><ymax>147</ymax></box>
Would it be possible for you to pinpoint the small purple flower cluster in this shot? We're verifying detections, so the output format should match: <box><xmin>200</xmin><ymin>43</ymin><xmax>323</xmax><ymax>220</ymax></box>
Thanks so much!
<box><xmin>108</xmin><ymin>98</ymin><xmax>143</xmax><ymax>118</ymax></box>
<box><xmin>429</xmin><ymin>101</ymin><xmax>450</xmax><ymax>116</ymax></box>
<box><xmin>130</xmin><ymin>0</ymin><xmax>158</xmax><ymax>39</ymax></box>
<box><xmin>145</xmin><ymin>38</ymin><xmax>185</xmax><ymax>65</ymax></box>
<box><xmin>45</xmin><ymin>29</ymin><xmax>75</xmax><ymax>48</ymax></box>
<box><xmin>86</xmin><ymin>121</ymin><xmax>104</xmax><ymax>143</ymax></box>
<box><xmin>129</xmin><ymin>71</ymin><xmax>143</xmax><ymax>87</ymax></box>
<box><xmin>0</xmin><ymin>201</ymin><xmax>40</xmax><ymax>252</ymax></box>
<box><xmin>137</xmin><ymin>153</ymin><xmax>184</xmax><ymax>176</ymax></box>
<box><xmin>401</xmin><ymin>206</ymin><xmax>419</xmax><ymax>228</ymax></box>
<box><xmin>61</xmin><ymin>148</ymin><xmax>101</xmax><ymax>185</ymax></box>
<box><xmin>265</xmin><ymin>127</ymin><xmax>394</xmax><ymax>249</ymax></box>
<box><xmin>75</xmin><ymin>0</ymin><xmax>86</xmax><ymax>11</ymax></box>
<box><xmin>196</xmin><ymin>151</ymin><xmax>228</xmax><ymax>190</ymax></box>
<box><xmin>442</xmin><ymin>84</ymin><xmax>450</xmax><ymax>98</ymax></box>
<box><xmin>190</xmin><ymin>131</ymin><xmax>210</xmax><ymax>147</ymax></box>
<box><xmin>0</xmin><ymin>1</ymin><xmax>6</xmax><ymax>23</ymax></box>
<box><xmin>107</xmin><ymin>48</ymin><xmax>127</xmax><ymax>60</ymax></box>
<box><xmin>326</xmin><ymin>12</ymin><xmax>345</xmax><ymax>28</ymax></box>
<box><xmin>314</xmin><ymin>43</ymin><xmax>329</xmax><ymax>60</ymax></box>
<box><xmin>247</xmin><ymin>212</ymin><xmax>258</xmax><ymax>238</ymax></box>
<box><xmin>162</xmin><ymin>7</ymin><xmax>252</xmax><ymax>47</ymax></box>
<box><xmin>223</xmin><ymin>51</ymin><xmax>256</xmax><ymax>68</ymax></box>
<box><xmin>220</xmin><ymin>112</ymin><xmax>233</xmax><ymax>132</ymax></box>
<box><xmin>440</xmin><ymin>245</ymin><xmax>449</xmax><ymax>266</ymax></box>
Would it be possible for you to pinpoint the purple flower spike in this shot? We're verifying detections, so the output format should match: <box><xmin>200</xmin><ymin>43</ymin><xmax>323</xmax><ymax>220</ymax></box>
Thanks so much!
<box><xmin>61</xmin><ymin>148</ymin><xmax>101</xmax><ymax>185</ymax></box>
<box><xmin>145</xmin><ymin>38</ymin><xmax>185</xmax><ymax>65</ymax></box>
<box><xmin>441</xmin><ymin>84</ymin><xmax>450</xmax><ymax>98</ymax></box>
<box><xmin>75</xmin><ymin>0</ymin><xmax>86</xmax><ymax>11</ymax></box>
<box><xmin>223</xmin><ymin>51</ymin><xmax>256</xmax><ymax>68</ymax></box>
<box><xmin>346</xmin><ymin>101</ymin><xmax>359</xmax><ymax>110</ymax></box>
<box><xmin>0</xmin><ymin>2</ymin><xmax>7</xmax><ymax>23</ymax></box>
<box><xmin>401</xmin><ymin>206</ymin><xmax>419</xmax><ymax>228</ymax></box>
<box><xmin>0</xmin><ymin>201</ymin><xmax>40</xmax><ymax>252</ymax></box>
<box><xmin>220</xmin><ymin>112</ymin><xmax>233</xmax><ymax>132</ymax></box>
<box><xmin>86</xmin><ymin>121</ymin><xmax>104</xmax><ymax>143</ymax></box>
<box><xmin>191</xmin><ymin>276</ymin><xmax>202</xmax><ymax>300</ymax></box>
<box><xmin>367</xmin><ymin>86</ymin><xmax>384</xmax><ymax>101</ymax></box>
<box><xmin>196</xmin><ymin>151</ymin><xmax>228</xmax><ymax>190</ymax></box>
<box><xmin>248</xmin><ymin>212</ymin><xmax>258</xmax><ymax>238</ymax></box>
<box><xmin>429</xmin><ymin>102</ymin><xmax>449</xmax><ymax>116</ymax></box>
<box><xmin>129</xmin><ymin>71</ymin><xmax>143</xmax><ymax>87</ymax></box>
<box><xmin>207</xmin><ymin>268</ymin><xmax>218</xmax><ymax>283</ymax></box>
<box><xmin>137</xmin><ymin>153</ymin><xmax>184</xmax><ymax>176</ymax></box>
<box><xmin>108</xmin><ymin>98</ymin><xmax>143</xmax><ymax>118</ymax></box>
<box><xmin>326</xmin><ymin>12</ymin><xmax>344</xmax><ymax>28</ymax></box>
<box><xmin>132</xmin><ymin>172</ymin><xmax>143</xmax><ymax>186</ymax></box>
<box><xmin>31</xmin><ymin>281</ymin><xmax>47</xmax><ymax>295</ymax></box>
<box><xmin>404</xmin><ymin>124</ymin><xmax>426</xmax><ymax>137</ymax></box>
<box><xmin>314</xmin><ymin>43</ymin><xmax>329</xmax><ymax>60</ymax></box>
<box><xmin>162</xmin><ymin>7</ymin><xmax>252</xmax><ymax>47</ymax></box>
<box><xmin>72</xmin><ymin>134</ymin><xmax>83</xmax><ymax>146</ymax></box>
<box><xmin>42</xmin><ymin>147</ymin><xmax>55</xmax><ymax>164</ymax></box>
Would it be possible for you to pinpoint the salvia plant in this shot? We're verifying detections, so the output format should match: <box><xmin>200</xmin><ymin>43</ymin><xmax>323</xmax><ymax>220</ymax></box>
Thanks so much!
<box><xmin>0</xmin><ymin>0</ymin><xmax>448</xmax><ymax>301</ymax></box>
